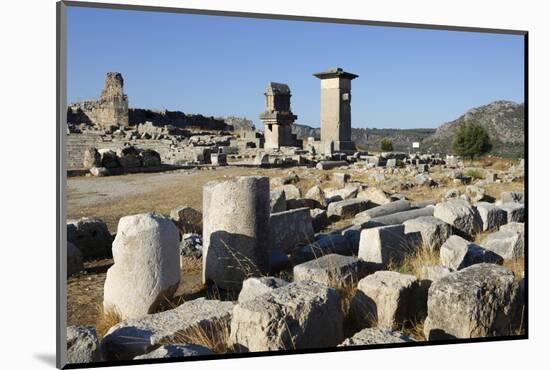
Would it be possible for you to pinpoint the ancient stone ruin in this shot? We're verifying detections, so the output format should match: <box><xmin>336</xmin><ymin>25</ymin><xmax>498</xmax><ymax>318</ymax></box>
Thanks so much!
<box><xmin>260</xmin><ymin>82</ymin><xmax>301</xmax><ymax>150</ymax></box>
<box><xmin>314</xmin><ymin>67</ymin><xmax>358</xmax><ymax>154</ymax></box>
<box><xmin>68</xmin><ymin>72</ymin><xmax>129</xmax><ymax>130</ymax></box>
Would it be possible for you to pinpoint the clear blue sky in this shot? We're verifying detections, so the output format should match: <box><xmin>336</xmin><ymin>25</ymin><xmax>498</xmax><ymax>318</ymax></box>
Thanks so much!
<box><xmin>67</xmin><ymin>6</ymin><xmax>524</xmax><ymax>129</ymax></box>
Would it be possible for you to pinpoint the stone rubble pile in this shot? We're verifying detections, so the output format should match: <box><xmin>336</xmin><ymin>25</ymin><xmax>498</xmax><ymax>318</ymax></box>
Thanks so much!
<box><xmin>66</xmin><ymin>171</ymin><xmax>525</xmax><ymax>363</ymax></box>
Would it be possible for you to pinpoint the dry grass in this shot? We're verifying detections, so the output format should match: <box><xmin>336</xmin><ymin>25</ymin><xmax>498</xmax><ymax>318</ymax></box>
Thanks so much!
<box><xmin>95</xmin><ymin>303</ymin><xmax>122</xmax><ymax>338</ymax></box>
<box><xmin>503</xmin><ymin>256</ymin><xmax>525</xmax><ymax>281</ymax></box>
<box><xmin>387</xmin><ymin>243</ymin><xmax>440</xmax><ymax>279</ymax></box>
<box><xmin>168</xmin><ymin>320</ymin><xmax>233</xmax><ymax>354</ymax></box>
<box><xmin>180</xmin><ymin>256</ymin><xmax>203</xmax><ymax>274</ymax></box>
<box><xmin>400</xmin><ymin>319</ymin><xmax>426</xmax><ymax>341</ymax></box>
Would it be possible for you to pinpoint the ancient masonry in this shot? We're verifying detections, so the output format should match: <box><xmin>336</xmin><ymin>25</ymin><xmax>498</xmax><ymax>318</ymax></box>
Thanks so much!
<box><xmin>68</xmin><ymin>72</ymin><xmax>129</xmax><ymax>129</ymax></box>
<box><xmin>66</xmin><ymin>68</ymin><xmax>362</xmax><ymax>171</ymax></box>
<box><xmin>314</xmin><ymin>67</ymin><xmax>358</xmax><ymax>154</ymax></box>
<box><xmin>260</xmin><ymin>82</ymin><xmax>301</xmax><ymax>150</ymax></box>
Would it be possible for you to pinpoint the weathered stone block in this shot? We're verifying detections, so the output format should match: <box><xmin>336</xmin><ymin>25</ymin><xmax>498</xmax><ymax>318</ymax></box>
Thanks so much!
<box><xmin>339</xmin><ymin>328</ymin><xmax>415</xmax><ymax>346</ymax></box>
<box><xmin>403</xmin><ymin>216</ymin><xmax>452</xmax><ymax>251</ymax></box>
<box><xmin>475</xmin><ymin>202</ymin><xmax>507</xmax><ymax>231</ymax></box>
<box><xmin>327</xmin><ymin>198</ymin><xmax>372</xmax><ymax>220</ymax></box>
<box><xmin>333</xmin><ymin>172</ymin><xmax>350</xmax><ymax>188</ymax></box>
<box><xmin>269</xmin><ymin>208</ymin><xmax>314</xmax><ymax>253</ymax></box>
<box><xmin>133</xmin><ymin>344</ymin><xmax>214</xmax><ymax>359</ymax></box>
<box><xmin>229</xmin><ymin>280</ymin><xmax>343</xmax><ymax>351</ymax></box>
<box><xmin>440</xmin><ymin>235</ymin><xmax>503</xmax><ymax>271</ymax></box>
<box><xmin>293</xmin><ymin>254</ymin><xmax>369</xmax><ymax>289</ymax></box>
<box><xmin>305</xmin><ymin>185</ymin><xmax>327</xmax><ymax>208</ymax></box>
<box><xmin>102</xmin><ymin>298</ymin><xmax>234</xmax><ymax>360</ymax></box>
<box><xmin>202</xmin><ymin>176</ymin><xmax>270</xmax><ymax>290</ymax></box>
<box><xmin>364</xmin><ymin>207</ymin><xmax>434</xmax><ymax>228</ymax></box>
<box><xmin>83</xmin><ymin>147</ymin><xmax>101</xmax><ymax>169</ymax></box>
<box><xmin>358</xmin><ymin>225</ymin><xmax>412</xmax><ymax>268</ymax></box>
<box><xmin>316</xmin><ymin>160</ymin><xmax>348</xmax><ymax>170</ymax></box>
<box><xmin>67</xmin><ymin>326</ymin><xmax>100</xmax><ymax>364</ymax></box>
<box><xmin>356</xmin><ymin>187</ymin><xmax>392</xmax><ymax>205</ymax></box>
<box><xmin>103</xmin><ymin>213</ymin><xmax>180</xmax><ymax>319</ymax></box>
<box><xmin>354</xmin><ymin>199</ymin><xmax>411</xmax><ymax>227</ymax></box>
<box><xmin>434</xmin><ymin>199</ymin><xmax>481</xmax><ymax>238</ymax></box>
<box><xmin>501</xmin><ymin>191</ymin><xmax>524</xmax><ymax>204</ymax></box>
<box><xmin>424</xmin><ymin>264</ymin><xmax>521</xmax><ymax>340</ymax></box>
<box><xmin>270</xmin><ymin>188</ymin><xmax>286</xmax><ymax>213</ymax></box>
<box><xmin>170</xmin><ymin>206</ymin><xmax>202</xmax><ymax>234</ymax></box>
<box><xmin>67</xmin><ymin>217</ymin><xmax>112</xmax><ymax>260</ymax></box>
<box><xmin>499</xmin><ymin>202</ymin><xmax>525</xmax><ymax>223</ymax></box>
<box><xmin>350</xmin><ymin>271</ymin><xmax>425</xmax><ymax>329</ymax></box>
<box><xmin>482</xmin><ymin>222</ymin><xmax>524</xmax><ymax>260</ymax></box>
<box><xmin>238</xmin><ymin>276</ymin><xmax>289</xmax><ymax>303</ymax></box>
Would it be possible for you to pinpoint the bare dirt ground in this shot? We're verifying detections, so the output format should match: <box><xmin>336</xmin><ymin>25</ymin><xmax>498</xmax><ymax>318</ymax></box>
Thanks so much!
<box><xmin>66</xmin><ymin>162</ymin><xmax>524</xmax><ymax>329</ymax></box>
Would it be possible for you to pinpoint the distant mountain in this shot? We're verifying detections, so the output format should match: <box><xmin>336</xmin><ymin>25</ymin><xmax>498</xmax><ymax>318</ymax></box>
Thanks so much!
<box><xmin>293</xmin><ymin>100</ymin><xmax>525</xmax><ymax>157</ymax></box>
<box><xmin>292</xmin><ymin>124</ymin><xmax>436</xmax><ymax>152</ymax></box>
<box><xmin>422</xmin><ymin>100</ymin><xmax>525</xmax><ymax>158</ymax></box>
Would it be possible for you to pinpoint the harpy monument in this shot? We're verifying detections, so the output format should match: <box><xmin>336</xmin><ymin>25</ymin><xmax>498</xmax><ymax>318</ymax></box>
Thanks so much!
<box><xmin>313</xmin><ymin>67</ymin><xmax>358</xmax><ymax>154</ymax></box>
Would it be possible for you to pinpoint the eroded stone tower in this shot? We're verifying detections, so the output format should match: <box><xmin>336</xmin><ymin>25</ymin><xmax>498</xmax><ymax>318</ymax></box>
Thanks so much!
<box><xmin>260</xmin><ymin>82</ymin><xmax>300</xmax><ymax>150</ymax></box>
<box><xmin>96</xmin><ymin>72</ymin><xmax>129</xmax><ymax>128</ymax></box>
<box><xmin>313</xmin><ymin>67</ymin><xmax>358</xmax><ymax>154</ymax></box>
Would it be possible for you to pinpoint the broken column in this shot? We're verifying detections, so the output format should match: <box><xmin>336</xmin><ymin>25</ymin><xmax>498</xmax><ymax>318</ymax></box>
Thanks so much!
<box><xmin>260</xmin><ymin>82</ymin><xmax>300</xmax><ymax>150</ymax></box>
<box><xmin>202</xmin><ymin>176</ymin><xmax>270</xmax><ymax>290</ymax></box>
<box><xmin>313</xmin><ymin>67</ymin><xmax>358</xmax><ymax>154</ymax></box>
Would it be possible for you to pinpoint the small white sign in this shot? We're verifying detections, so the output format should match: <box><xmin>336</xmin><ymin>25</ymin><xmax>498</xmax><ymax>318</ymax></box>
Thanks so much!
<box><xmin>412</xmin><ymin>142</ymin><xmax>420</xmax><ymax>148</ymax></box>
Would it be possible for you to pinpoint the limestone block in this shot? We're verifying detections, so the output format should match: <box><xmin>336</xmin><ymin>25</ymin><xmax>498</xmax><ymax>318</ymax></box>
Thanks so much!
<box><xmin>364</xmin><ymin>207</ymin><xmax>434</xmax><ymax>228</ymax></box>
<box><xmin>475</xmin><ymin>202</ymin><xmax>507</xmax><ymax>231</ymax></box>
<box><xmin>434</xmin><ymin>199</ymin><xmax>481</xmax><ymax>238</ymax></box>
<box><xmin>482</xmin><ymin>222</ymin><xmax>524</xmax><ymax>260</ymax></box>
<box><xmin>133</xmin><ymin>344</ymin><xmax>214</xmax><ymax>359</ymax></box>
<box><xmin>83</xmin><ymin>147</ymin><xmax>101</xmax><ymax>169</ymax></box>
<box><xmin>237</xmin><ymin>276</ymin><xmax>289</xmax><ymax>303</ymax></box>
<box><xmin>229</xmin><ymin>280</ymin><xmax>343</xmax><ymax>351</ymax></box>
<box><xmin>170</xmin><ymin>206</ymin><xmax>202</xmax><ymax>234</ymax></box>
<box><xmin>103</xmin><ymin>213</ymin><xmax>180</xmax><ymax>319</ymax></box>
<box><xmin>305</xmin><ymin>185</ymin><xmax>328</xmax><ymax>208</ymax></box>
<box><xmin>354</xmin><ymin>199</ymin><xmax>411</xmax><ymax>226</ymax></box>
<box><xmin>424</xmin><ymin>264</ymin><xmax>521</xmax><ymax>340</ymax></box>
<box><xmin>293</xmin><ymin>254</ymin><xmax>369</xmax><ymax>289</ymax></box>
<box><xmin>339</xmin><ymin>328</ymin><xmax>415</xmax><ymax>346</ymax></box>
<box><xmin>67</xmin><ymin>217</ymin><xmax>112</xmax><ymax>260</ymax></box>
<box><xmin>327</xmin><ymin>198</ymin><xmax>372</xmax><ymax>220</ymax></box>
<box><xmin>269</xmin><ymin>208</ymin><xmax>314</xmax><ymax>253</ymax></box>
<box><xmin>440</xmin><ymin>235</ymin><xmax>503</xmax><ymax>271</ymax></box>
<box><xmin>499</xmin><ymin>202</ymin><xmax>525</xmax><ymax>223</ymax></box>
<box><xmin>358</xmin><ymin>225</ymin><xmax>412</xmax><ymax>268</ymax></box>
<box><xmin>403</xmin><ymin>216</ymin><xmax>452</xmax><ymax>251</ymax></box>
<box><xmin>350</xmin><ymin>271</ymin><xmax>425</xmax><ymax>329</ymax></box>
<box><xmin>67</xmin><ymin>326</ymin><xmax>100</xmax><ymax>364</ymax></box>
<box><xmin>102</xmin><ymin>298</ymin><xmax>234</xmax><ymax>360</ymax></box>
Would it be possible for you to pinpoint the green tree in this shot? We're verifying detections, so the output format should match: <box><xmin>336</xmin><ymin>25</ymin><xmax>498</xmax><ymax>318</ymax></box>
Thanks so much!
<box><xmin>451</xmin><ymin>120</ymin><xmax>492</xmax><ymax>161</ymax></box>
<box><xmin>380</xmin><ymin>138</ymin><xmax>394</xmax><ymax>152</ymax></box>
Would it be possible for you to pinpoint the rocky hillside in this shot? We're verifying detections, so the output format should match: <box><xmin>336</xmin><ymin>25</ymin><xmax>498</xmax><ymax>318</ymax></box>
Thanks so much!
<box><xmin>294</xmin><ymin>100</ymin><xmax>524</xmax><ymax>157</ymax></box>
<box><xmin>422</xmin><ymin>100</ymin><xmax>525</xmax><ymax>158</ymax></box>
<box><xmin>292</xmin><ymin>124</ymin><xmax>435</xmax><ymax>152</ymax></box>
